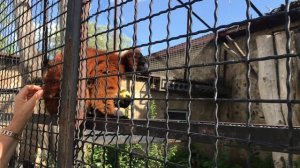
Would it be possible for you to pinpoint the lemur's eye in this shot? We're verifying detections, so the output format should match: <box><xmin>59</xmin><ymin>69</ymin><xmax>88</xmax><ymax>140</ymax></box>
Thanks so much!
<box><xmin>102</xmin><ymin>70</ymin><xmax>110</xmax><ymax>74</ymax></box>
<box><xmin>87</xmin><ymin>78</ymin><xmax>95</xmax><ymax>85</ymax></box>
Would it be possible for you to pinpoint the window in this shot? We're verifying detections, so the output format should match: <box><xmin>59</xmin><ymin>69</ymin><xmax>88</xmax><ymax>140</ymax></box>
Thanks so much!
<box><xmin>168</xmin><ymin>109</ymin><xmax>187</xmax><ymax>120</ymax></box>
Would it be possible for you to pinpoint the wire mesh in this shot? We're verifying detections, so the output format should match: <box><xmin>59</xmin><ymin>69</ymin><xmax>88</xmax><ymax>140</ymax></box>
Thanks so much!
<box><xmin>0</xmin><ymin>0</ymin><xmax>66</xmax><ymax>167</ymax></box>
<box><xmin>0</xmin><ymin>0</ymin><xmax>300</xmax><ymax>167</ymax></box>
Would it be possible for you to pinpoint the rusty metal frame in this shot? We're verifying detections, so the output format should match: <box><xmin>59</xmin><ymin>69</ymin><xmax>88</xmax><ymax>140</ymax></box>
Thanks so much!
<box><xmin>3</xmin><ymin>112</ymin><xmax>299</xmax><ymax>154</ymax></box>
<box><xmin>0</xmin><ymin>0</ymin><xmax>299</xmax><ymax>167</ymax></box>
<box><xmin>57</xmin><ymin>0</ymin><xmax>83</xmax><ymax>167</ymax></box>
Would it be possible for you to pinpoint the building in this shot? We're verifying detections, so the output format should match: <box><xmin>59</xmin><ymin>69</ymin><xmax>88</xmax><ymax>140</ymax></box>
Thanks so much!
<box><xmin>126</xmin><ymin>1</ymin><xmax>300</xmax><ymax>125</ymax></box>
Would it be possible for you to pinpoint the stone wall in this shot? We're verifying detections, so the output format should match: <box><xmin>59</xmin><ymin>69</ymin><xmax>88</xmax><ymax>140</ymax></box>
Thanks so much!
<box><xmin>132</xmin><ymin>21</ymin><xmax>300</xmax><ymax>125</ymax></box>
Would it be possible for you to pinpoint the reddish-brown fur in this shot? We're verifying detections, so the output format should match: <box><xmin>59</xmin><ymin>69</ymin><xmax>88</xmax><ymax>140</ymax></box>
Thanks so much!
<box><xmin>43</xmin><ymin>48</ymin><xmax>146</xmax><ymax>116</ymax></box>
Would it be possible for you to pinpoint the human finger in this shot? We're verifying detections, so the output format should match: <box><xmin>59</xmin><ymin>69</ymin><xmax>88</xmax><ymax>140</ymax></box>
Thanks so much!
<box><xmin>27</xmin><ymin>88</ymin><xmax>43</xmax><ymax>100</ymax></box>
<box><xmin>16</xmin><ymin>85</ymin><xmax>42</xmax><ymax>100</ymax></box>
<box><xmin>23</xmin><ymin>89</ymin><xmax>44</xmax><ymax>112</ymax></box>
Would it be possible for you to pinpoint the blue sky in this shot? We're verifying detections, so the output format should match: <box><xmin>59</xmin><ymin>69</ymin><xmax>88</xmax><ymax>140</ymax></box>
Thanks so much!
<box><xmin>0</xmin><ymin>0</ymin><xmax>287</xmax><ymax>58</ymax></box>
<box><xmin>30</xmin><ymin>0</ymin><xmax>287</xmax><ymax>55</ymax></box>
<box><xmin>89</xmin><ymin>0</ymin><xmax>286</xmax><ymax>54</ymax></box>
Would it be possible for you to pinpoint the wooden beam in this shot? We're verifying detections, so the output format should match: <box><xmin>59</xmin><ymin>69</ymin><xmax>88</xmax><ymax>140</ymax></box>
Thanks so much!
<box><xmin>225</xmin><ymin>35</ymin><xmax>246</xmax><ymax>57</ymax></box>
<box><xmin>222</xmin><ymin>42</ymin><xmax>239</xmax><ymax>57</ymax></box>
<box><xmin>257</xmin><ymin>35</ymin><xmax>285</xmax><ymax>125</ymax></box>
<box><xmin>256</xmin><ymin>34</ymin><xmax>289</xmax><ymax>168</ymax></box>
<box><xmin>274</xmin><ymin>31</ymin><xmax>300</xmax><ymax>126</ymax></box>
<box><xmin>2</xmin><ymin>113</ymin><xmax>297</xmax><ymax>154</ymax></box>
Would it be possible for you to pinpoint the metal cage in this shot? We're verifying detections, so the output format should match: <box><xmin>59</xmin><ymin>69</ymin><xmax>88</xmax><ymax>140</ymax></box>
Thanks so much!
<box><xmin>0</xmin><ymin>0</ymin><xmax>300</xmax><ymax>167</ymax></box>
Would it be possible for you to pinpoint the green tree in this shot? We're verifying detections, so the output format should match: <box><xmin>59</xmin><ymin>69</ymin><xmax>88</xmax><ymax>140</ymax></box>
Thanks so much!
<box><xmin>47</xmin><ymin>22</ymin><xmax>132</xmax><ymax>60</ymax></box>
<box><xmin>49</xmin><ymin>22</ymin><xmax>132</xmax><ymax>51</ymax></box>
<box><xmin>86</xmin><ymin>22</ymin><xmax>132</xmax><ymax>51</ymax></box>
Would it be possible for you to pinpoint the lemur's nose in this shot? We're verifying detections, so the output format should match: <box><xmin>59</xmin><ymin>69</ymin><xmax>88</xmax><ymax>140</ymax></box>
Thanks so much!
<box><xmin>114</xmin><ymin>90</ymin><xmax>132</xmax><ymax>108</ymax></box>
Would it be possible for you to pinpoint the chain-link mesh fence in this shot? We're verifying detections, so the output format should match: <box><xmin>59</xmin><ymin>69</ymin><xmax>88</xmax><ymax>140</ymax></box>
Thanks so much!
<box><xmin>0</xmin><ymin>0</ymin><xmax>300</xmax><ymax>167</ymax></box>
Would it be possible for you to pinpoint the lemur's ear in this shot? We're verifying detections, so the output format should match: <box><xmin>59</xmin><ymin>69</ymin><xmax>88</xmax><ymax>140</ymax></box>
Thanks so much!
<box><xmin>118</xmin><ymin>48</ymin><xmax>148</xmax><ymax>75</ymax></box>
<box><xmin>119</xmin><ymin>48</ymin><xmax>141</xmax><ymax>58</ymax></box>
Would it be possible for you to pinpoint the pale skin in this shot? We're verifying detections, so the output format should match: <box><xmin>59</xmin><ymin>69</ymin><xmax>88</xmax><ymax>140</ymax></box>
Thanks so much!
<box><xmin>0</xmin><ymin>85</ymin><xmax>43</xmax><ymax>168</ymax></box>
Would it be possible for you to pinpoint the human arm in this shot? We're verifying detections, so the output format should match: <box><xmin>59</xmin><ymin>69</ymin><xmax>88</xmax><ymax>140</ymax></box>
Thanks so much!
<box><xmin>0</xmin><ymin>85</ymin><xmax>43</xmax><ymax>168</ymax></box>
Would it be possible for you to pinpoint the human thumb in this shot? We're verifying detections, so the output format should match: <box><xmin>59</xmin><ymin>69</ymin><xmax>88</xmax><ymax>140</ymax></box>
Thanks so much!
<box><xmin>26</xmin><ymin>90</ymin><xmax>44</xmax><ymax>110</ymax></box>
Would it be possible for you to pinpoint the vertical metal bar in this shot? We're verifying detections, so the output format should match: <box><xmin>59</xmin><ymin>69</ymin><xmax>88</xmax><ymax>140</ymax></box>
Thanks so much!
<box><xmin>42</xmin><ymin>0</ymin><xmax>48</xmax><ymax>69</ymax></box>
<box><xmin>114</xmin><ymin>0</ymin><xmax>124</xmax><ymax>166</ymax></box>
<box><xmin>24</xmin><ymin>5</ymin><xmax>32</xmax><ymax>163</ymax></box>
<box><xmin>184</xmin><ymin>8</ymin><xmax>190</xmax><ymax>81</ymax></box>
<box><xmin>164</xmin><ymin>0</ymin><xmax>171</xmax><ymax>166</ymax></box>
<box><xmin>7</xmin><ymin>2</ymin><xmax>19</xmax><ymax>165</ymax></box>
<box><xmin>57</xmin><ymin>0</ymin><xmax>83</xmax><ymax>167</ymax></box>
<box><xmin>11</xmin><ymin>2</ymin><xmax>20</xmax><ymax>165</ymax></box>
<box><xmin>74</xmin><ymin>0</ymin><xmax>90</xmax><ymax>165</ymax></box>
<box><xmin>213</xmin><ymin>0</ymin><xmax>219</xmax><ymax>167</ymax></box>
<box><xmin>113</xmin><ymin>0</ymin><xmax>117</xmax><ymax>51</ymax></box>
<box><xmin>146</xmin><ymin>1</ymin><xmax>153</xmax><ymax>167</ymax></box>
<box><xmin>284</xmin><ymin>0</ymin><xmax>293</xmax><ymax>166</ymax></box>
<box><xmin>76</xmin><ymin>2</ymin><xmax>88</xmax><ymax>165</ymax></box>
<box><xmin>55</xmin><ymin>0</ymin><xmax>68</xmax><ymax>163</ymax></box>
<box><xmin>0</xmin><ymin>1</ymin><xmax>4</xmax><ymax>139</ymax></box>
<box><xmin>90</xmin><ymin>0</ymin><xmax>100</xmax><ymax>166</ymax></box>
<box><xmin>102</xmin><ymin>0</ymin><xmax>112</xmax><ymax>166</ymax></box>
<box><xmin>37</xmin><ymin>0</ymin><xmax>49</xmax><ymax>166</ymax></box>
<box><xmin>186</xmin><ymin>1</ymin><xmax>192</xmax><ymax>167</ymax></box>
<box><xmin>245</xmin><ymin>0</ymin><xmax>252</xmax><ymax>168</ymax></box>
<box><xmin>49</xmin><ymin>1</ymin><xmax>62</xmax><ymax>165</ymax></box>
<box><xmin>129</xmin><ymin>0</ymin><xmax>138</xmax><ymax>166</ymax></box>
<box><xmin>14</xmin><ymin>1</ymin><xmax>30</xmax><ymax>161</ymax></box>
<box><xmin>59</xmin><ymin>0</ymin><xmax>67</xmax><ymax>47</ymax></box>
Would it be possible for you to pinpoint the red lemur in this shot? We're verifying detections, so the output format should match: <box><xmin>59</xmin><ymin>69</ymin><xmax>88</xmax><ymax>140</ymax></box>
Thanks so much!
<box><xmin>43</xmin><ymin>48</ymin><xmax>148</xmax><ymax>118</ymax></box>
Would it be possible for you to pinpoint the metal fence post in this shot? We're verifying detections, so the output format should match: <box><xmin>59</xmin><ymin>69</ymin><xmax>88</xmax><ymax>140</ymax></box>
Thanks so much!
<box><xmin>57</xmin><ymin>0</ymin><xmax>83</xmax><ymax>167</ymax></box>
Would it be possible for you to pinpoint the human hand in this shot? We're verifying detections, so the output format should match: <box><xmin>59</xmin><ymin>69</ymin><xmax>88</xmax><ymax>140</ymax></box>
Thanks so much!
<box><xmin>8</xmin><ymin>85</ymin><xmax>43</xmax><ymax>134</ymax></box>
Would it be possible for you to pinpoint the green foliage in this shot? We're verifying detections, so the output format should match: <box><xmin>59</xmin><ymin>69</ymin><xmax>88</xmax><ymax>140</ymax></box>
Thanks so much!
<box><xmin>84</xmin><ymin>144</ymin><xmax>112</xmax><ymax>168</ymax></box>
<box><xmin>84</xmin><ymin>143</ymin><xmax>179</xmax><ymax>168</ymax></box>
<box><xmin>122</xmin><ymin>99</ymin><xmax>157</xmax><ymax>119</ymax></box>
<box><xmin>83</xmin><ymin>101</ymin><xmax>274</xmax><ymax>168</ymax></box>
<box><xmin>47</xmin><ymin>22</ymin><xmax>132</xmax><ymax>60</ymax></box>
<box><xmin>168</xmin><ymin>144</ymin><xmax>189</xmax><ymax>166</ymax></box>
<box><xmin>86</xmin><ymin>22</ymin><xmax>132</xmax><ymax>51</ymax></box>
<box><xmin>149</xmin><ymin>100</ymin><xmax>157</xmax><ymax>119</ymax></box>
<box><xmin>84</xmin><ymin>143</ymin><xmax>279</xmax><ymax>168</ymax></box>
<box><xmin>124</xmin><ymin>108</ymin><xmax>129</xmax><ymax>118</ymax></box>
<box><xmin>249</xmin><ymin>153</ymin><xmax>274</xmax><ymax>168</ymax></box>
<box><xmin>48</xmin><ymin>22</ymin><xmax>132</xmax><ymax>51</ymax></box>
<box><xmin>294</xmin><ymin>157</ymin><xmax>300</xmax><ymax>168</ymax></box>
<box><xmin>0</xmin><ymin>36</ymin><xmax>15</xmax><ymax>54</ymax></box>
<box><xmin>117</xmin><ymin>144</ymin><xmax>146</xmax><ymax>167</ymax></box>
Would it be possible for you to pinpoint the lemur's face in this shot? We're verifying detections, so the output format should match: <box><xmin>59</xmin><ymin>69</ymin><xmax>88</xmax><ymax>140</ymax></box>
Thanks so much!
<box><xmin>122</xmin><ymin>49</ymin><xmax>148</xmax><ymax>75</ymax></box>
